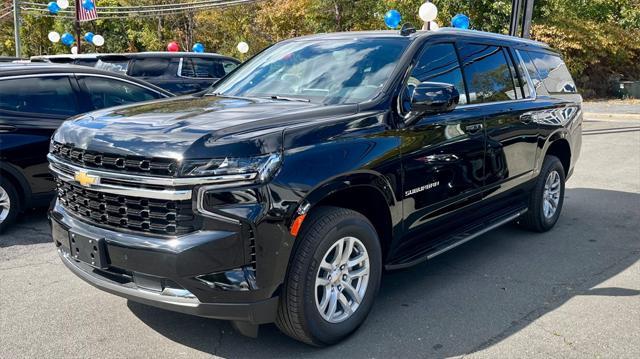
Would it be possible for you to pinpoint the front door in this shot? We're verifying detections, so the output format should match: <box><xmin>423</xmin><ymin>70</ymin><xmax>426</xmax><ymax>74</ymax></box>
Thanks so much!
<box><xmin>397</xmin><ymin>42</ymin><xmax>487</xmax><ymax>255</ymax></box>
<box><xmin>0</xmin><ymin>75</ymin><xmax>81</xmax><ymax>195</ymax></box>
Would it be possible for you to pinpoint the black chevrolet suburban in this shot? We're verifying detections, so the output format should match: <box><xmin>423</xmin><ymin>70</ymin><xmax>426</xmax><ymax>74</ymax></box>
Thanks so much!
<box><xmin>48</xmin><ymin>28</ymin><xmax>582</xmax><ymax>345</ymax></box>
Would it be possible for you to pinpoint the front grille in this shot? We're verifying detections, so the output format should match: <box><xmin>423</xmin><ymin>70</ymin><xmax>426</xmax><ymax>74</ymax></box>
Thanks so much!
<box><xmin>51</xmin><ymin>142</ymin><xmax>178</xmax><ymax>176</ymax></box>
<box><xmin>56</xmin><ymin>180</ymin><xmax>195</xmax><ymax>236</ymax></box>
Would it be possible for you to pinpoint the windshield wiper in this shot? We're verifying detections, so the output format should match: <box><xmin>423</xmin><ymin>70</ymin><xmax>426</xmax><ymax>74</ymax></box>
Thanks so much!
<box><xmin>268</xmin><ymin>95</ymin><xmax>311</xmax><ymax>103</ymax></box>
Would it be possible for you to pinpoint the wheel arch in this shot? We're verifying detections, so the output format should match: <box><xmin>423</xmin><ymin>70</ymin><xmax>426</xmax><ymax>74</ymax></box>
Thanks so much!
<box><xmin>291</xmin><ymin>171</ymin><xmax>401</xmax><ymax>262</ymax></box>
<box><xmin>543</xmin><ymin>135</ymin><xmax>572</xmax><ymax>176</ymax></box>
<box><xmin>0</xmin><ymin>162</ymin><xmax>31</xmax><ymax>208</ymax></box>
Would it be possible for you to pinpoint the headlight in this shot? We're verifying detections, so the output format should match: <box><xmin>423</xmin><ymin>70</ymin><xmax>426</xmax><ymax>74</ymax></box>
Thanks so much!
<box><xmin>181</xmin><ymin>153</ymin><xmax>282</xmax><ymax>182</ymax></box>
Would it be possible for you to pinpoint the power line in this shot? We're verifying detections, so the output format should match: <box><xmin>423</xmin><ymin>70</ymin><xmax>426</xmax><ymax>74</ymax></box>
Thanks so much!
<box><xmin>21</xmin><ymin>0</ymin><xmax>261</xmax><ymax>16</ymax></box>
<box><xmin>21</xmin><ymin>0</ymin><xmax>260</xmax><ymax>19</ymax></box>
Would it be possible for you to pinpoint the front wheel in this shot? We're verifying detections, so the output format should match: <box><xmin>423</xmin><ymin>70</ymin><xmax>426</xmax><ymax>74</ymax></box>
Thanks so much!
<box><xmin>276</xmin><ymin>206</ymin><xmax>382</xmax><ymax>346</ymax></box>
<box><xmin>0</xmin><ymin>179</ymin><xmax>20</xmax><ymax>233</ymax></box>
<box><xmin>519</xmin><ymin>155</ymin><xmax>566</xmax><ymax>232</ymax></box>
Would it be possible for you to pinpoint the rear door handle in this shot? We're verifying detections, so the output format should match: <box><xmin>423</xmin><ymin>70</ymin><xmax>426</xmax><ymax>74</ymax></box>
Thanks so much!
<box><xmin>465</xmin><ymin>123</ymin><xmax>483</xmax><ymax>134</ymax></box>
<box><xmin>0</xmin><ymin>125</ymin><xmax>17</xmax><ymax>133</ymax></box>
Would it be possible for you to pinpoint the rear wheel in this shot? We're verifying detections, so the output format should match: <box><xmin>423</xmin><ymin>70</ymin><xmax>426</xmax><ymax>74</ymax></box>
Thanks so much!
<box><xmin>519</xmin><ymin>155</ymin><xmax>566</xmax><ymax>232</ymax></box>
<box><xmin>276</xmin><ymin>206</ymin><xmax>382</xmax><ymax>346</ymax></box>
<box><xmin>0</xmin><ymin>179</ymin><xmax>20</xmax><ymax>233</ymax></box>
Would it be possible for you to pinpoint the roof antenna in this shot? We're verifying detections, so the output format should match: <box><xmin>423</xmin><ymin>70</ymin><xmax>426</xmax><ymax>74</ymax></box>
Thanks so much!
<box><xmin>400</xmin><ymin>23</ymin><xmax>417</xmax><ymax>36</ymax></box>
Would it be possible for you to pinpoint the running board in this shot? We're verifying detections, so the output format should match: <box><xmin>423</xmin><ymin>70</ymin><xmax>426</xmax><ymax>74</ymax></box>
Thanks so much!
<box><xmin>385</xmin><ymin>207</ymin><xmax>528</xmax><ymax>270</ymax></box>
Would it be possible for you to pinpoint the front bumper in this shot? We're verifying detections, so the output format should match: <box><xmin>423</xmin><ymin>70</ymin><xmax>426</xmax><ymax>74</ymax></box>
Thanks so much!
<box><xmin>50</xmin><ymin>203</ymin><xmax>279</xmax><ymax>325</ymax></box>
<box><xmin>58</xmin><ymin>250</ymin><xmax>278</xmax><ymax>323</ymax></box>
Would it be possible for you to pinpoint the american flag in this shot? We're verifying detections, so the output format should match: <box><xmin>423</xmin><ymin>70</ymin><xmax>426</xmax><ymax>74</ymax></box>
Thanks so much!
<box><xmin>76</xmin><ymin>0</ymin><xmax>98</xmax><ymax>22</ymax></box>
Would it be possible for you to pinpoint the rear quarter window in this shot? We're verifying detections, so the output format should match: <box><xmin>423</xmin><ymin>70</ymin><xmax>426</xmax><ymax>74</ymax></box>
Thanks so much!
<box><xmin>129</xmin><ymin>58</ymin><xmax>172</xmax><ymax>77</ymax></box>
<box><xmin>526</xmin><ymin>51</ymin><xmax>577</xmax><ymax>94</ymax></box>
<box><xmin>180</xmin><ymin>58</ymin><xmax>237</xmax><ymax>78</ymax></box>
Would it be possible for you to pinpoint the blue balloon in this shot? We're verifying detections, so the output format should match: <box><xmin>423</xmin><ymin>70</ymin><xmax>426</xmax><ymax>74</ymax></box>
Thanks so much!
<box><xmin>47</xmin><ymin>2</ymin><xmax>60</xmax><ymax>14</ymax></box>
<box><xmin>384</xmin><ymin>10</ymin><xmax>402</xmax><ymax>29</ymax></box>
<box><xmin>84</xmin><ymin>32</ymin><xmax>95</xmax><ymax>43</ymax></box>
<box><xmin>451</xmin><ymin>14</ymin><xmax>470</xmax><ymax>29</ymax></box>
<box><xmin>82</xmin><ymin>0</ymin><xmax>95</xmax><ymax>11</ymax></box>
<box><xmin>61</xmin><ymin>32</ymin><xmax>75</xmax><ymax>47</ymax></box>
<box><xmin>192</xmin><ymin>43</ymin><xmax>205</xmax><ymax>53</ymax></box>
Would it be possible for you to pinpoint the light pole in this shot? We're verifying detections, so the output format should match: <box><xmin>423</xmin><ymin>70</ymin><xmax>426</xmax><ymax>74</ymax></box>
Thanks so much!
<box><xmin>13</xmin><ymin>0</ymin><xmax>21</xmax><ymax>57</ymax></box>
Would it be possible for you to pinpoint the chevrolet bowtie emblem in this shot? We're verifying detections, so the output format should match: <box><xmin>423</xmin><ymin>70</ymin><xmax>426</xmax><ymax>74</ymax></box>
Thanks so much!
<box><xmin>74</xmin><ymin>171</ymin><xmax>99</xmax><ymax>187</ymax></box>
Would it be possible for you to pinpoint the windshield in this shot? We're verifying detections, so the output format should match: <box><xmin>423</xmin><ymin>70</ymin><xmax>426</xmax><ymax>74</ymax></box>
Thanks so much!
<box><xmin>212</xmin><ymin>38</ymin><xmax>409</xmax><ymax>105</ymax></box>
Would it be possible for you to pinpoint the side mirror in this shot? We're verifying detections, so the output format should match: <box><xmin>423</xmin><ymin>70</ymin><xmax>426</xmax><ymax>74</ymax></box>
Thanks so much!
<box><xmin>411</xmin><ymin>82</ymin><xmax>460</xmax><ymax>115</ymax></box>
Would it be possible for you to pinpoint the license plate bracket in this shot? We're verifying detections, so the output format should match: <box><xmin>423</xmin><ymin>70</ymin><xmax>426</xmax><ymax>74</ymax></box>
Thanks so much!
<box><xmin>69</xmin><ymin>232</ymin><xmax>108</xmax><ymax>269</ymax></box>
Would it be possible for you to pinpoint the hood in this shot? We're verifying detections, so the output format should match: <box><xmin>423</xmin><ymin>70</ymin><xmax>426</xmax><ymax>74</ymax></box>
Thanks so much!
<box><xmin>53</xmin><ymin>95</ymin><xmax>358</xmax><ymax>160</ymax></box>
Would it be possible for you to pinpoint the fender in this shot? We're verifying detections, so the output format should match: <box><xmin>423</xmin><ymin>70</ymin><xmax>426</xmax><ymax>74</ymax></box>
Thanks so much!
<box><xmin>297</xmin><ymin>170</ymin><xmax>399</xmax><ymax>219</ymax></box>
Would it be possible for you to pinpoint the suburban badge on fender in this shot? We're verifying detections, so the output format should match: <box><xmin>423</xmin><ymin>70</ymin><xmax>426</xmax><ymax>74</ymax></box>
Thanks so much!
<box><xmin>405</xmin><ymin>181</ymin><xmax>440</xmax><ymax>197</ymax></box>
<box><xmin>74</xmin><ymin>171</ymin><xmax>99</xmax><ymax>187</ymax></box>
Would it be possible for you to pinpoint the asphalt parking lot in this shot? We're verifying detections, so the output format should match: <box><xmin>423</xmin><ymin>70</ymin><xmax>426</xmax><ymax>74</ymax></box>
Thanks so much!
<box><xmin>1</xmin><ymin>111</ymin><xmax>639</xmax><ymax>358</ymax></box>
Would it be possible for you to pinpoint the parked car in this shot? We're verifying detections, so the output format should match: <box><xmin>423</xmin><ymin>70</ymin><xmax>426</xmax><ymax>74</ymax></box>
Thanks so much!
<box><xmin>0</xmin><ymin>56</ymin><xmax>22</xmax><ymax>62</ymax></box>
<box><xmin>30</xmin><ymin>54</ymin><xmax>102</xmax><ymax>67</ymax></box>
<box><xmin>48</xmin><ymin>29</ymin><xmax>582</xmax><ymax>345</ymax></box>
<box><xmin>0</xmin><ymin>63</ymin><xmax>173</xmax><ymax>232</ymax></box>
<box><xmin>32</xmin><ymin>52</ymin><xmax>241</xmax><ymax>95</ymax></box>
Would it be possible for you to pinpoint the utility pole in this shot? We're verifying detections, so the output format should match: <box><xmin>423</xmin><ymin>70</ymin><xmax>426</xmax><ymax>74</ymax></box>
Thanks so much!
<box><xmin>521</xmin><ymin>0</ymin><xmax>535</xmax><ymax>38</ymax></box>
<box><xmin>509</xmin><ymin>0</ymin><xmax>535</xmax><ymax>38</ymax></box>
<box><xmin>13</xmin><ymin>0</ymin><xmax>21</xmax><ymax>57</ymax></box>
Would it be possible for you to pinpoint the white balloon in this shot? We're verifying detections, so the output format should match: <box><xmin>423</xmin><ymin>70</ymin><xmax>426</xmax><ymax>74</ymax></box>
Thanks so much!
<box><xmin>237</xmin><ymin>41</ymin><xmax>249</xmax><ymax>54</ymax></box>
<box><xmin>428</xmin><ymin>21</ymin><xmax>440</xmax><ymax>30</ymax></box>
<box><xmin>48</xmin><ymin>31</ymin><xmax>60</xmax><ymax>43</ymax></box>
<box><xmin>56</xmin><ymin>0</ymin><xmax>69</xmax><ymax>10</ymax></box>
<box><xmin>92</xmin><ymin>35</ymin><xmax>105</xmax><ymax>47</ymax></box>
<box><xmin>419</xmin><ymin>2</ymin><xmax>438</xmax><ymax>22</ymax></box>
<box><xmin>71</xmin><ymin>46</ymin><xmax>78</xmax><ymax>55</ymax></box>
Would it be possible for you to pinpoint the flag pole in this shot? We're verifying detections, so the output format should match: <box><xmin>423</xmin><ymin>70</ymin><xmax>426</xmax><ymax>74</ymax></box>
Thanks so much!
<box><xmin>75</xmin><ymin>0</ymin><xmax>81</xmax><ymax>53</ymax></box>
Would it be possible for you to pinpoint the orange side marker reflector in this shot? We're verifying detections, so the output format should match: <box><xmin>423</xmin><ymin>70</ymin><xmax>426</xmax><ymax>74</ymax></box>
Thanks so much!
<box><xmin>290</xmin><ymin>214</ymin><xmax>307</xmax><ymax>237</ymax></box>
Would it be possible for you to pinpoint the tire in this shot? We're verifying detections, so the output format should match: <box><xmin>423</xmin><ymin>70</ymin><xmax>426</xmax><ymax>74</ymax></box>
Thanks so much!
<box><xmin>0</xmin><ymin>178</ymin><xmax>20</xmax><ymax>233</ymax></box>
<box><xmin>276</xmin><ymin>206</ymin><xmax>382</xmax><ymax>346</ymax></box>
<box><xmin>519</xmin><ymin>155</ymin><xmax>566</xmax><ymax>232</ymax></box>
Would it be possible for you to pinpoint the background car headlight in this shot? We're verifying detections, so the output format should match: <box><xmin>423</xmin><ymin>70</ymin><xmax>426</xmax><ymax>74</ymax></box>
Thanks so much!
<box><xmin>181</xmin><ymin>153</ymin><xmax>282</xmax><ymax>182</ymax></box>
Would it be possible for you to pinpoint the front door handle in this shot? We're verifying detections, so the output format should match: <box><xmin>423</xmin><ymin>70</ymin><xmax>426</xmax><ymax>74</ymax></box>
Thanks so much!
<box><xmin>465</xmin><ymin>123</ymin><xmax>483</xmax><ymax>134</ymax></box>
<box><xmin>520</xmin><ymin>114</ymin><xmax>534</xmax><ymax>124</ymax></box>
<box><xmin>0</xmin><ymin>125</ymin><xmax>17</xmax><ymax>133</ymax></box>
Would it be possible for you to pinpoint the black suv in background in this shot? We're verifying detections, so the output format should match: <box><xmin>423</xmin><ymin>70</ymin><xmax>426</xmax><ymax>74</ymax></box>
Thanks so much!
<box><xmin>0</xmin><ymin>63</ymin><xmax>173</xmax><ymax>231</ymax></box>
<box><xmin>32</xmin><ymin>52</ymin><xmax>241</xmax><ymax>95</ymax></box>
<box><xmin>49</xmin><ymin>29</ymin><xmax>582</xmax><ymax>345</ymax></box>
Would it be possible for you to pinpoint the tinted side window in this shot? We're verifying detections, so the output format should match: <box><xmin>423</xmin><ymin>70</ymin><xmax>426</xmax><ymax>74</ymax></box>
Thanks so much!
<box><xmin>0</xmin><ymin>76</ymin><xmax>78</xmax><ymax>116</ymax></box>
<box><xmin>409</xmin><ymin>43</ymin><xmax>467</xmax><ymax>105</ymax></box>
<box><xmin>458</xmin><ymin>44</ymin><xmax>517</xmax><ymax>103</ymax></box>
<box><xmin>511</xmin><ymin>49</ymin><xmax>532</xmax><ymax>98</ymax></box>
<box><xmin>518</xmin><ymin>50</ymin><xmax>548</xmax><ymax>96</ymax></box>
<box><xmin>180</xmin><ymin>58</ymin><xmax>231</xmax><ymax>78</ymax></box>
<box><xmin>526</xmin><ymin>51</ymin><xmax>576</xmax><ymax>93</ymax></box>
<box><xmin>79</xmin><ymin>76</ymin><xmax>164</xmax><ymax>109</ymax></box>
<box><xmin>129</xmin><ymin>58</ymin><xmax>171</xmax><ymax>77</ymax></box>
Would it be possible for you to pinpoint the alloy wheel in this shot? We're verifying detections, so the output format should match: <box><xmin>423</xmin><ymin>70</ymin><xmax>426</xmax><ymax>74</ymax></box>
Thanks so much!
<box><xmin>542</xmin><ymin>170</ymin><xmax>561</xmax><ymax>219</ymax></box>
<box><xmin>0</xmin><ymin>185</ymin><xmax>10</xmax><ymax>223</ymax></box>
<box><xmin>315</xmin><ymin>236</ymin><xmax>370</xmax><ymax>323</ymax></box>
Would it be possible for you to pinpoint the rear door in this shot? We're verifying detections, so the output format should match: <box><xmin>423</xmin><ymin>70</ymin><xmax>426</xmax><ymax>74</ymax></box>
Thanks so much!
<box><xmin>456</xmin><ymin>43</ymin><xmax>540</xmax><ymax>200</ymax></box>
<box><xmin>0</xmin><ymin>75</ymin><xmax>81</xmax><ymax>195</ymax></box>
<box><xmin>398</xmin><ymin>42</ymin><xmax>487</xmax><ymax>254</ymax></box>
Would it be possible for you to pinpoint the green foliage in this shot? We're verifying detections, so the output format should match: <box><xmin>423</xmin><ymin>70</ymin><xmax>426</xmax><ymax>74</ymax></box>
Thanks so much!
<box><xmin>1</xmin><ymin>0</ymin><xmax>638</xmax><ymax>96</ymax></box>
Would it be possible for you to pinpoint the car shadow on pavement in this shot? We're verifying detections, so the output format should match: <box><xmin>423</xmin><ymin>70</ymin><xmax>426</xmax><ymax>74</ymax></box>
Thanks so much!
<box><xmin>125</xmin><ymin>187</ymin><xmax>638</xmax><ymax>357</ymax></box>
<box><xmin>0</xmin><ymin>207</ymin><xmax>51</xmax><ymax>247</ymax></box>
